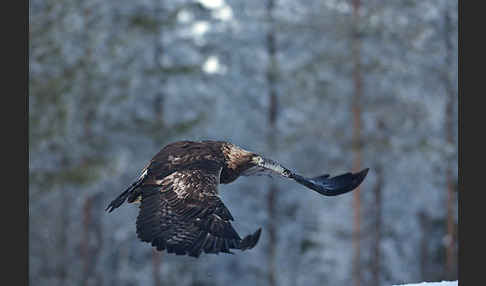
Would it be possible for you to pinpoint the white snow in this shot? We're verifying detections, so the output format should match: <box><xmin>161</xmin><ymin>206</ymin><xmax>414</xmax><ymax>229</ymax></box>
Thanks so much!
<box><xmin>393</xmin><ymin>281</ymin><xmax>458</xmax><ymax>286</ymax></box>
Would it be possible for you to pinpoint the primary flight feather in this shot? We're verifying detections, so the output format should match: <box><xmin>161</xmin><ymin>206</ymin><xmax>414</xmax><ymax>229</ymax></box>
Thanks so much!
<box><xmin>106</xmin><ymin>140</ymin><xmax>369</xmax><ymax>258</ymax></box>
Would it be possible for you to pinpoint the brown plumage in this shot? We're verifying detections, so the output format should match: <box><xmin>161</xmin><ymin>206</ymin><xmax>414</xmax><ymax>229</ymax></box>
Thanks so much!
<box><xmin>106</xmin><ymin>140</ymin><xmax>369</xmax><ymax>258</ymax></box>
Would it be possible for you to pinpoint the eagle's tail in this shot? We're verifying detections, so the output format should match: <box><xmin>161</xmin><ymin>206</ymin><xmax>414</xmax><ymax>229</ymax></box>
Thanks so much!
<box><xmin>239</xmin><ymin>228</ymin><xmax>262</xmax><ymax>251</ymax></box>
<box><xmin>105</xmin><ymin>172</ymin><xmax>146</xmax><ymax>213</ymax></box>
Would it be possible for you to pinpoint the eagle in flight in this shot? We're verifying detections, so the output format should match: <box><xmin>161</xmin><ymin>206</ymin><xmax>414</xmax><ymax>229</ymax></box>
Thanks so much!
<box><xmin>106</xmin><ymin>140</ymin><xmax>368</xmax><ymax>258</ymax></box>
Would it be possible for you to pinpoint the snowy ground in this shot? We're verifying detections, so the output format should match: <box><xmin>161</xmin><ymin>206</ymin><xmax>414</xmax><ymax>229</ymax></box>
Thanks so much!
<box><xmin>393</xmin><ymin>281</ymin><xmax>458</xmax><ymax>286</ymax></box>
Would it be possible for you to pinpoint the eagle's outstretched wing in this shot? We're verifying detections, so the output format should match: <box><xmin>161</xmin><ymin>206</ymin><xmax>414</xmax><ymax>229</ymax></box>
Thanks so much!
<box><xmin>243</xmin><ymin>156</ymin><xmax>369</xmax><ymax>197</ymax></box>
<box><xmin>134</xmin><ymin>160</ymin><xmax>261</xmax><ymax>257</ymax></box>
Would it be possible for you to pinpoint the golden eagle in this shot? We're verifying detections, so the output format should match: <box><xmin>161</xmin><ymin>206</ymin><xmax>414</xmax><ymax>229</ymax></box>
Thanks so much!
<box><xmin>106</xmin><ymin>140</ymin><xmax>368</xmax><ymax>258</ymax></box>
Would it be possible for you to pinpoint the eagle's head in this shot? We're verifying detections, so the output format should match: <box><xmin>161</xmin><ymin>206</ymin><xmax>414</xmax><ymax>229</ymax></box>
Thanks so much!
<box><xmin>220</xmin><ymin>142</ymin><xmax>293</xmax><ymax>182</ymax></box>
<box><xmin>222</xmin><ymin>143</ymin><xmax>256</xmax><ymax>171</ymax></box>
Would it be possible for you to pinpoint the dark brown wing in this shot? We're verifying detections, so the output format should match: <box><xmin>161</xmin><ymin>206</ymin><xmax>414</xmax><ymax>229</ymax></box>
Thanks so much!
<box><xmin>135</xmin><ymin>161</ymin><xmax>261</xmax><ymax>257</ymax></box>
<box><xmin>106</xmin><ymin>141</ymin><xmax>227</xmax><ymax>212</ymax></box>
<box><xmin>144</xmin><ymin>141</ymin><xmax>227</xmax><ymax>179</ymax></box>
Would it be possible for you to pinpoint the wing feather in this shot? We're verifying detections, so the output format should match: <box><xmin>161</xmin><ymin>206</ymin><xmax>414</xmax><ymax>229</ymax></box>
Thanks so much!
<box><xmin>135</xmin><ymin>161</ymin><xmax>261</xmax><ymax>257</ymax></box>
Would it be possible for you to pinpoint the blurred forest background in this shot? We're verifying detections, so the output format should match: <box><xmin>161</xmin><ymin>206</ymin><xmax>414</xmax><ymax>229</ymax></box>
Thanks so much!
<box><xmin>29</xmin><ymin>0</ymin><xmax>458</xmax><ymax>285</ymax></box>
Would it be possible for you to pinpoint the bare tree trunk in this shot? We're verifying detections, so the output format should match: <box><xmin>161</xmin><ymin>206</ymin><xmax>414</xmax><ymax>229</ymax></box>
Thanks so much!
<box><xmin>266</xmin><ymin>183</ymin><xmax>278</xmax><ymax>286</ymax></box>
<box><xmin>442</xmin><ymin>3</ymin><xmax>457</xmax><ymax>280</ymax></box>
<box><xmin>81</xmin><ymin>196</ymin><xmax>94</xmax><ymax>286</ymax></box>
<box><xmin>351</xmin><ymin>0</ymin><xmax>363</xmax><ymax>286</ymax></box>
<box><xmin>372</xmin><ymin>164</ymin><xmax>383</xmax><ymax>286</ymax></box>
<box><xmin>152</xmin><ymin>249</ymin><xmax>162</xmax><ymax>286</ymax></box>
<box><xmin>445</xmin><ymin>168</ymin><xmax>457</xmax><ymax>280</ymax></box>
<box><xmin>418</xmin><ymin>211</ymin><xmax>430</xmax><ymax>280</ymax></box>
<box><xmin>152</xmin><ymin>5</ymin><xmax>165</xmax><ymax>286</ymax></box>
<box><xmin>58</xmin><ymin>181</ymin><xmax>70</xmax><ymax>286</ymax></box>
<box><xmin>108</xmin><ymin>237</ymin><xmax>120</xmax><ymax>286</ymax></box>
<box><xmin>154</xmin><ymin>3</ymin><xmax>166</xmax><ymax>126</ymax></box>
<box><xmin>93</xmin><ymin>203</ymin><xmax>103</xmax><ymax>286</ymax></box>
<box><xmin>79</xmin><ymin>6</ymin><xmax>100</xmax><ymax>281</ymax></box>
<box><xmin>265</xmin><ymin>1</ymin><xmax>279</xmax><ymax>286</ymax></box>
<box><xmin>80</xmin><ymin>194</ymin><xmax>104</xmax><ymax>286</ymax></box>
